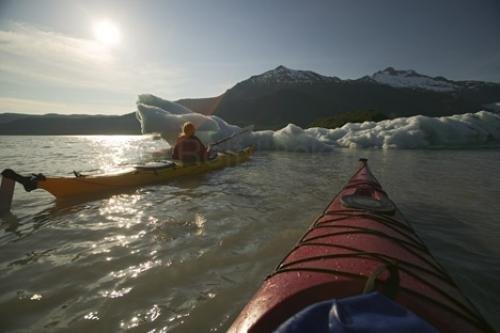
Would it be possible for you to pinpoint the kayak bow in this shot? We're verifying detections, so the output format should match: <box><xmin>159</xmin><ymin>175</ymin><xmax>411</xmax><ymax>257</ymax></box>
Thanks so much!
<box><xmin>229</xmin><ymin>158</ymin><xmax>493</xmax><ymax>333</ymax></box>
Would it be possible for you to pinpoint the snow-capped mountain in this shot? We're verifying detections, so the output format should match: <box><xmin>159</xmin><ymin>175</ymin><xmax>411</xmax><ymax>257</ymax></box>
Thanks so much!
<box><xmin>247</xmin><ymin>65</ymin><xmax>340</xmax><ymax>85</ymax></box>
<box><xmin>367</xmin><ymin>67</ymin><xmax>458</xmax><ymax>92</ymax></box>
<box><xmin>214</xmin><ymin>65</ymin><xmax>500</xmax><ymax>129</ymax></box>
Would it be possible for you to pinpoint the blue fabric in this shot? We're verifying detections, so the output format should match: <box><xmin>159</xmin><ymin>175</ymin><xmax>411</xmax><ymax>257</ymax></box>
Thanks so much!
<box><xmin>274</xmin><ymin>292</ymin><xmax>438</xmax><ymax>333</ymax></box>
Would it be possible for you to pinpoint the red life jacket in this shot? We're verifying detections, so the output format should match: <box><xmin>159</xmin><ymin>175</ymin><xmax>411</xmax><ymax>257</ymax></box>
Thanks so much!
<box><xmin>172</xmin><ymin>135</ymin><xmax>208</xmax><ymax>163</ymax></box>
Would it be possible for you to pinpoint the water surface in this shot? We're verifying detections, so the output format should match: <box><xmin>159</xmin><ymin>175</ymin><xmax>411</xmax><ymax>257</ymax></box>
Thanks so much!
<box><xmin>0</xmin><ymin>136</ymin><xmax>499</xmax><ymax>332</ymax></box>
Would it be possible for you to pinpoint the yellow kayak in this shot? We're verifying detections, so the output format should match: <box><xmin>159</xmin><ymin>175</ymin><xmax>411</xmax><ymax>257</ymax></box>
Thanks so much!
<box><xmin>1</xmin><ymin>146</ymin><xmax>254</xmax><ymax>200</ymax></box>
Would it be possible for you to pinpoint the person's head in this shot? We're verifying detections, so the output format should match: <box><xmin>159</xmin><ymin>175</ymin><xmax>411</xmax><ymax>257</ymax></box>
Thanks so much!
<box><xmin>181</xmin><ymin>122</ymin><xmax>195</xmax><ymax>137</ymax></box>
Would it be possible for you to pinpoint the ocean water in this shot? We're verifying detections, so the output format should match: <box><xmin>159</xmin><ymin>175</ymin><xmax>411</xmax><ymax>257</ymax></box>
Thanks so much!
<box><xmin>0</xmin><ymin>135</ymin><xmax>499</xmax><ymax>332</ymax></box>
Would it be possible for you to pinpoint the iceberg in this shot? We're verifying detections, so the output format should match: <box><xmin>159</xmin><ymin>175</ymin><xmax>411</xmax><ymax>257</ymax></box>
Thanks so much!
<box><xmin>135</xmin><ymin>94</ymin><xmax>500</xmax><ymax>151</ymax></box>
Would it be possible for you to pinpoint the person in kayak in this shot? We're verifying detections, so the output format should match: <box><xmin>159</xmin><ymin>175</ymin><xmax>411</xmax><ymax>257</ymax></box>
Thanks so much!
<box><xmin>172</xmin><ymin>122</ymin><xmax>209</xmax><ymax>163</ymax></box>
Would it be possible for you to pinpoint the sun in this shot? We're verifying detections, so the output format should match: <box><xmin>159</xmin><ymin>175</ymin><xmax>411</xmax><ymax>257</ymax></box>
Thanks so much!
<box><xmin>93</xmin><ymin>20</ymin><xmax>122</xmax><ymax>47</ymax></box>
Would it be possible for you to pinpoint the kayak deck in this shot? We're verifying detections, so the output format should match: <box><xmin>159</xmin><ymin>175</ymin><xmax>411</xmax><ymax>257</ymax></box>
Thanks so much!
<box><xmin>229</xmin><ymin>158</ymin><xmax>493</xmax><ymax>333</ymax></box>
<box><xmin>7</xmin><ymin>146</ymin><xmax>253</xmax><ymax>199</ymax></box>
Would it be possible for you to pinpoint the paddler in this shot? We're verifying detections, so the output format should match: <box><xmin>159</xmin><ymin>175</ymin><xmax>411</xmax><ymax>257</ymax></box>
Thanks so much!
<box><xmin>172</xmin><ymin>122</ymin><xmax>210</xmax><ymax>163</ymax></box>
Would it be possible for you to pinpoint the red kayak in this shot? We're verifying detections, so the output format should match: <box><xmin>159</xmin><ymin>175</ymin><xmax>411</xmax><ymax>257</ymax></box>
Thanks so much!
<box><xmin>229</xmin><ymin>159</ymin><xmax>493</xmax><ymax>333</ymax></box>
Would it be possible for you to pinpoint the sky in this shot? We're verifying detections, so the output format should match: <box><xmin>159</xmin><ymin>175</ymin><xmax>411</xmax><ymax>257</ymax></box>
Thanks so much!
<box><xmin>0</xmin><ymin>0</ymin><xmax>499</xmax><ymax>115</ymax></box>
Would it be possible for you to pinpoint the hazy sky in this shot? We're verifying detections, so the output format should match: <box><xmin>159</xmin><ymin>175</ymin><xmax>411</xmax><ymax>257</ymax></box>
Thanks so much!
<box><xmin>1</xmin><ymin>0</ymin><xmax>499</xmax><ymax>115</ymax></box>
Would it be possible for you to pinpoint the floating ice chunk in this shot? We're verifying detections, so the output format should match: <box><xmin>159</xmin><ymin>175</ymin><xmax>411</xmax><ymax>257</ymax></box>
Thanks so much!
<box><xmin>135</xmin><ymin>94</ymin><xmax>500</xmax><ymax>151</ymax></box>
<box><xmin>137</xmin><ymin>94</ymin><xmax>192</xmax><ymax>114</ymax></box>
<box><xmin>135</xmin><ymin>97</ymin><xmax>245</xmax><ymax>147</ymax></box>
<box><xmin>245</xmin><ymin>111</ymin><xmax>500</xmax><ymax>151</ymax></box>
<box><xmin>239</xmin><ymin>125</ymin><xmax>333</xmax><ymax>152</ymax></box>
<box><xmin>136</xmin><ymin>103</ymin><xmax>221</xmax><ymax>143</ymax></box>
<box><xmin>330</xmin><ymin>111</ymin><xmax>500</xmax><ymax>149</ymax></box>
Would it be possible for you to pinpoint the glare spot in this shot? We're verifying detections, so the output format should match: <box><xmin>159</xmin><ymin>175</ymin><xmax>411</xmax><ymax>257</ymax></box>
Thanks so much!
<box><xmin>84</xmin><ymin>311</ymin><xmax>100</xmax><ymax>320</ymax></box>
<box><xmin>100</xmin><ymin>287</ymin><xmax>132</xmax><ymax>299</ymax></box>
<box><xmin>120</xmin><ymin>316</ymin><xmax>140</xmax><ymax>329</ymax></box>
<box><xmin>194</xmin><ymin>214</ymin><xmax>207</xmax><ymax>236</ymax></box>
<box><xmin>93</xmin><ymin>20</ymin><xmax>122</xmax><ymax>47</ymax></box>
<box><xmin>168</xmin><ymin>313</ymin><xmax>189</xmax><ymax>323</ymax></box>
<box><xmin>147</xmin><ymin>304</ymin><xmax>161</xmax><ymax>322</ymax></box>
<box><xmin>110</xmin><ymin>259</ymin><xmax>162</xmax><ymax>279</ymax></box>
<box><xmin>120</xmin><ymin>305</ymin><xmax>161</xmax><ymax>330</ymax></box>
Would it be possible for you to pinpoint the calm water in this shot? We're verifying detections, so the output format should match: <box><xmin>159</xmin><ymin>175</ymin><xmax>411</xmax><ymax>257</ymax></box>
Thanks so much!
<box><xmin>0</xmin><ymin>136</ymin><xmax>499</xmax><ymax>332</ymax></box>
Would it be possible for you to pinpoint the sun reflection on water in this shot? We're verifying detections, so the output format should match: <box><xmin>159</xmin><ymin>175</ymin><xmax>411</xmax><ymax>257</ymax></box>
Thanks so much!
<box><xmin>99</xmin><ymin>287</ymin><xmax>132</xmax><ymax>299</ymax></box>
<box><xmin>110</xmin><ymin>259</ymin><xmax>163</xmax><ymax>279</ymax></box>
<box><xmin>194</xmin><ymin>214</ymin><xmax>207</xmax><ymax>236</ymax></box>
<box><xmin>99</xmin><ymin>194</ymin><xmax>144</xmax><ymax>228</ymax></box>
<box><xmin>78</xmin><ymin>135</ymin><xmax>147</xmax><ymax>173</ymax></box>
<box><xmin>84</xmin><ymin>311</ymin><xmax>100</xmax><ymax>321</ymax></box>
<box><xmin>119</xmin><ymin>304</ymin><xmax>162</xmax><ymax>329</ymax></box>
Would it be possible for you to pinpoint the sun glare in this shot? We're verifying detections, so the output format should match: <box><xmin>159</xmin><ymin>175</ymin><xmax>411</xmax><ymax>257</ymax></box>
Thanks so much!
<box><xmin>93</xmin><ymin>20</ymin><xmax>122</xmax><ymax>47</ymax></box>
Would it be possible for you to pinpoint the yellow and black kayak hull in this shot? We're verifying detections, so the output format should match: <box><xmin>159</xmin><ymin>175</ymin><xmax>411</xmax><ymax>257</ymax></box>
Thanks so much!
<box><xmin>33</xmin><ymin>146</ymin><xmax>254</xmax><ymax>199</ymax></box>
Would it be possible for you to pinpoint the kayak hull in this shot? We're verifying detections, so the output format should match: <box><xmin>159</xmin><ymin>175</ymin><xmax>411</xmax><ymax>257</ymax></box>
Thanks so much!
<box><xmin>229</xmin><ymin>159</ymin><xmax>492</xmax><ymax>333</ymax></box>
<box><xmin>38</xmin><ymin>146</ymin><xmax>254</xmax><ymax>199</ymax></box>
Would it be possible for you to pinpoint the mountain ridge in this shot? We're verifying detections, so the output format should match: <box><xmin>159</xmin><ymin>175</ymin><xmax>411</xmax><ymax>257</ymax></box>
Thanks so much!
<box><xmin>211</xmin><ymin>65</ymin><xmax>500</xmax><ymax>129</ymax></box>
<box><xmin>1</xmin><ymin>65</ymin><xmax>499</xmax><ymax>133</ymax></box>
